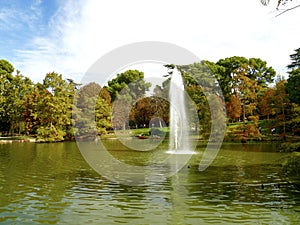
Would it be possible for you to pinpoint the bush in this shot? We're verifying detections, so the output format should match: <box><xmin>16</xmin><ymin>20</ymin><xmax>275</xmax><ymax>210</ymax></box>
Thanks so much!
<box><xmin>282</xmin><ymin>152</ymin><xmax>300</xmax><ymax>176</ymax></box>
<box><xmin>36</xmin><ymin>125</ymin><xmax>65</xmax><ymax>142</ymax></box>
<box><xmin>279</xmin><ymin>142</ymin><xmax>300</xmax><ymax>152</ymax></box>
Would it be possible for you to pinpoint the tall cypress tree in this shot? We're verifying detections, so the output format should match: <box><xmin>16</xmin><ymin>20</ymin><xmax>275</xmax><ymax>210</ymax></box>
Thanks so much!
<box><xmin>287</xmin><ymin>48</ymin><xmax>300</xmax><ymax>70</ymax></box>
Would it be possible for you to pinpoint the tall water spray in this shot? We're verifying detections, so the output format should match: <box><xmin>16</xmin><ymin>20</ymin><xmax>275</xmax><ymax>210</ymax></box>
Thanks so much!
<box><xmin>168</xmin><ymin>68</ymin><xmax>192</xmax><ymax>153</ymax></box>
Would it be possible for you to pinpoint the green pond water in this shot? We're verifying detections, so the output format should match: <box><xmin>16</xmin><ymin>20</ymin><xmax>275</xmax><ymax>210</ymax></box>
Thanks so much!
<box><xmin>0</xmin><ymin>141</ymin><xmax>300</xmax><ymax>224</ymax></box>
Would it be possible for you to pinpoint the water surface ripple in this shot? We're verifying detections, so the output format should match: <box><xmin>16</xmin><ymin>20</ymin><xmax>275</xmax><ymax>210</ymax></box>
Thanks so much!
<box><xmin>0</xmin><ymin>142</ymin><xmax>300</xmax><ymax>224</ymax></box>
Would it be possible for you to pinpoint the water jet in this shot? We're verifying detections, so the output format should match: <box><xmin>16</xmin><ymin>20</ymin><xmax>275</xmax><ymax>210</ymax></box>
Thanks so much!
<box><xmin>167</xmin><ymin>67</ymin><xmax>196</xmax><ymax>155</ymax></box>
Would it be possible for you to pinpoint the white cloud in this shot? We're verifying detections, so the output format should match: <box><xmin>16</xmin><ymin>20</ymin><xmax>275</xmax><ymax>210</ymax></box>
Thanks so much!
<box><xmin>11</xmin><ymin>0</ymin><xmax>300</xmax><ymax>83</ymax></box>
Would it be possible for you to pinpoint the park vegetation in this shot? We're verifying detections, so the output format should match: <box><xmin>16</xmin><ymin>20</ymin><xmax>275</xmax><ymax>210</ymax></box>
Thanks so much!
<box><xmin>0</xmin><ymin>48</ymin><xmax>300</xmax><ymax>145</ymax></box>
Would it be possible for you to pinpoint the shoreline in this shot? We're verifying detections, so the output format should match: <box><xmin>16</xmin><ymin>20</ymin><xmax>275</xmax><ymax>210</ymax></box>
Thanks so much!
<box><xmin>0</xmin><ymin>135</ymin><xmax>299</xmax><ymax>144</ymax></box>
<box><xmin>0</xmin><ymin>137</ymin><xmax>36</xmax><ymax>144</ymax></box>
<box><xmin>0</xmin><ymin>136</ymin><xmax>299</xmax><ymax>153</ymax></box>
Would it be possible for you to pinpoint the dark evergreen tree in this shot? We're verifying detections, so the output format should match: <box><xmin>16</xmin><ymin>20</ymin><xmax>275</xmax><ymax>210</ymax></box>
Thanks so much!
<box><xmin>286</xmin><ymin>48</ymin><xmax>300</xmax><ymax>105</ymax></box>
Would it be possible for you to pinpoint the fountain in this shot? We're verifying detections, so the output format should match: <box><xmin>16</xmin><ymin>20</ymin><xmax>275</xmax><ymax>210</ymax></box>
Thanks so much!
<box><xmin>167</xmin><ymin>67</ymin><xmax>195</xmax><ymax>154</ymax></box>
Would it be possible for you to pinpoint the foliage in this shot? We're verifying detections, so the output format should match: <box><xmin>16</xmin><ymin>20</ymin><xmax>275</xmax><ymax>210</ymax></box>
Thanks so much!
<box><xmin>73</xmin><ymin>82</ymin><xmax>112</xmax><ymax>139</ymax></box>
<box><xmin>205</xmin><ymin>56</ymin><xmax>276</xmax><ymax>126</ymax></box>
<box><xmin>226</xmin><ymin>118</ymin><xmax>262</xmax><ymax>141</ymax></box>
<box><xmin>280</xmin><ymin>142</ymin><xmax>300</xmax><ymax>152</ymax></box>
<box><xmin>23</xmin><ymin>73</ymin><xmax>75</xmax><ymax>142</ymax></box>
<box><xmin>106</xmin><ymin>70</ymin><xmax>151</xmax><ymax>130</ymax></box>
<box><xmin>106</xmin><ymin>70</ymin><xmax>151</xmax><ymax>101</ymax></box>
<box><xmin>0</xmin><ymin>60</ymin><xmax>34</xmax><ymax>134</ymax></box>
<box><xmin>178</xmin><ymin>62</ymin><xmax>222</xmax><ymax>137</ymax></box>
<box><xmin>205</xmin><ymin>57</ymin><xmax>275</xmax><ymax>125</ymax></box>
<box><xmin>226</xmin><ymin>94</ymin><xmax>242</xmax><ymax>122</ymax></box>
<box><xmin>0</xmin><ymin>59</ymin><xmax>14</xmax><ymax>75</ymax></box>
<box><xmin>6</xmin><ymin>73</ymin><xmax>34</xmax><ymax>134</ymax></box>
<box><xmin>1</xmin><ymin>48</ymin><xmax>300</xmax><ymax>143</ymax></box>
<box><xmin>0</xmin><ymin>60</ymin><xmax>14</xmax><ymax>132</ymax></box>
<box><xmin>286</xmin><ymin>68</ymin><xmax>300</xmax><ymax>105</ymax></box>
<box><xmin>95</xmin><ymin>87</ymin><xmax>112</xmax><ymax>135</ymax></box>
<box><xmin>287</xmin><ymin>103</ymin><xmax>300</xmax><ymax>136</ymax></box>
<box><xmin>36</xmin><ymin>125</ymin><xmax>65</xmax><ymax>142</ymax></box>
<box><xmin>286</xmin><ymin>48</ymin><xmax>300</xmax><ymax>105</ymax></box>
<box><xmin>257</xmin><ymin>88</ymin><xmax>276</xmax><ymax>120</ymax></box>
<box><xmin>131</xmin><ymin>96</ymin><xmax>169</xmax><ymax>128</ymax></box>
<box><xmin>215</xmin><ymin>57</ymin><xmax>275</xmax><ymax>96</ymax></box>
<box><xmin>282</xmin><ymin>152</ymin><xmax>300</xmax><ymax>176</ymax></box>
<box><xmin>287</xmin><ymin>48</ymin><xmax>300</xmax><ymax>70</ymax></box>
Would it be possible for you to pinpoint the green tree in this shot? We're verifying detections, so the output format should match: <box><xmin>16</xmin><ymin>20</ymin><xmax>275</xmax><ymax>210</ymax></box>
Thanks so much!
<box><xmin>258</xmin><ymin>80</ymin><xmax>289</xmax><ymax>137</ymax></box>
<box><xmin>73</xmin><ymin>82</ymin><xmax>112</xmax><ymax>138</ymax></box>
<box><xmin>287</xmin><ymin>48</ymin><xmax>300</xmax><ymax>70</ymax></box>
<box><xmin>286</xmin><ymin>68</ymin><xmax>300</xmax><ymax>105</ymax></box>
<box><xmin>0</xmin><ymin>60</ymin><xmax>34</xmax><ymax>134</ymax></box>
<box><xmin>185</xmin><ymin>84</ymin><xmax>210</xmax><ymax>134</ymax></box>
<box><xmin>285</xmin><ymin>48</ymin><xmax>300</xmax><ymax>136</ymax></box>
<box><xmin>106</xmin><ymin>70</ymin><xmax>151</xmax><ymax>130</ymax></box>
<box><xmin>43</xmin><ymin>72</ymin><xmax>75</xmax><ymax>140</ymax></box>
<box><xmin>211</xmin><ymin>57</ymin><xmax>275</xmax><ymax>98</ymax></box>
<box><xmin>288</xmin><ymin>103</ymin><xmax>300</xmax><ymax>136</ymax></box>
<box><xmin>158</xmin><ymin>64</ymin><xmax>207</xmax><ymax>134</ymax></box>
<box><xmin>286</xmin><ymin>48</ymin><xmax>300</xmax><ymax>105</ymax></box>
<box><xmin>257</xmin><ymin>80</ymin><xmax>291</xmax><ymax>138</ymax></box>
<box><xmin>24</xmin><ymin>72</ymin><xmax>75</xmax><ymax>142</ymax></box>
<box><xmin>206</xmin><ymin>57</ymin><xmax>275</xmax><ymax>122</ymax></box>
<box><xmin>131</xmin><ymin>96</ymin><xmax>169</xmax><ymax>128</ymax></box>
<box><xmin>178</xmin><ymin>62</ymin><xmax>224</xmax><ymax>137</ymax></box>
<box><xmin>159</xmin><ymin>63</ymin><xmax>226</xmax><ymax>137</ymax></box>
<box><xmin>106</xmin><ymin>70</ymin><xmax>151</xmax><ymax>101</ymax></box>
<box><xmin>23</xmin><ymin>83</ymin><xmax>44</xmax><ymax>135</ymax></box>
<box><xmin>75</xmin><ymin>82</ymin><xmax>101</xmax><ymax>109</ymax></box>
<box><xmin>0</xmin><ymin>59</ymin><xmax>14</xmax><ymax>133</ymax></box>
<box><xmin>95</xmin><ymin>87</ymin><xmax>112</xmax><ymax>135</ymax></box>
<box><xmin>273</xmin><ymin>80</ymin><xmax>290</xmax><ymax>138</ymax></box>
<box><xmin>73</xmin><ymin>82</ymin><xmax>100</xmax><ymax>140</ymax></box>
<box><xmin>233</xmin><ymin>63</ymin><xmax>262</xmax><ymax>120</ymax></box>
<box><xmin>4</xmin><ymin>71</ymin><xmax>34</xmax><ymax>134</ymax></box>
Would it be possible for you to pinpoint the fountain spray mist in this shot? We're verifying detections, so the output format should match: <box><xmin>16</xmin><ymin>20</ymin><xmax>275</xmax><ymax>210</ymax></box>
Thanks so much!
<box><xmin>168</xmin><ymin>67</ymin><xmax>193</xmax><ymax>154</ymax></box>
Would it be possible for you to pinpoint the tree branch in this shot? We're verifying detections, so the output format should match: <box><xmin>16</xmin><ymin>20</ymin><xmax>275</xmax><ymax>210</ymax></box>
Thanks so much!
<box><xmin>276</xmin><ymin>4</ymin><xmax>300</xmax><ymax>16</ymax></box>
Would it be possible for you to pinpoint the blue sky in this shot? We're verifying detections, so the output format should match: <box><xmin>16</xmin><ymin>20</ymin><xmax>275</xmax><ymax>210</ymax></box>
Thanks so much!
<box><xmin>0</xmin><ymin>0</ymin><xmax>57</xmax><ymax>59</ymax></box>
<box><xmin>1</xmin><ymin>0</ymin><xmax>300</xmax><ymax>84</ymax></box>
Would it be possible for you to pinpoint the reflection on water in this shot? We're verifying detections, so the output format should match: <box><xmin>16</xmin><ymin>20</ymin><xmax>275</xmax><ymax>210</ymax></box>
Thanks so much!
<box><xmin>0</xmin><ymin>141</ymin><xmax>300</xmax><ymax>224</ymax></box>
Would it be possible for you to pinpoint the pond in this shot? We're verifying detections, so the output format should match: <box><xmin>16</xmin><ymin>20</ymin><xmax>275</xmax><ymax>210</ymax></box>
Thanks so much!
<box><xmin>0</xmin><ymin>141</ymin><xmax>300</xmax><ymax>224</ymax></box>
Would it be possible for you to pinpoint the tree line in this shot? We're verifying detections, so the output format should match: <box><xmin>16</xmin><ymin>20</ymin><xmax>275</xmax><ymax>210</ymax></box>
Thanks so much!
<box><xmin>0</xmin><ymin>48</ymin><xmax>299</xmax><ymax>142</ymax></box>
